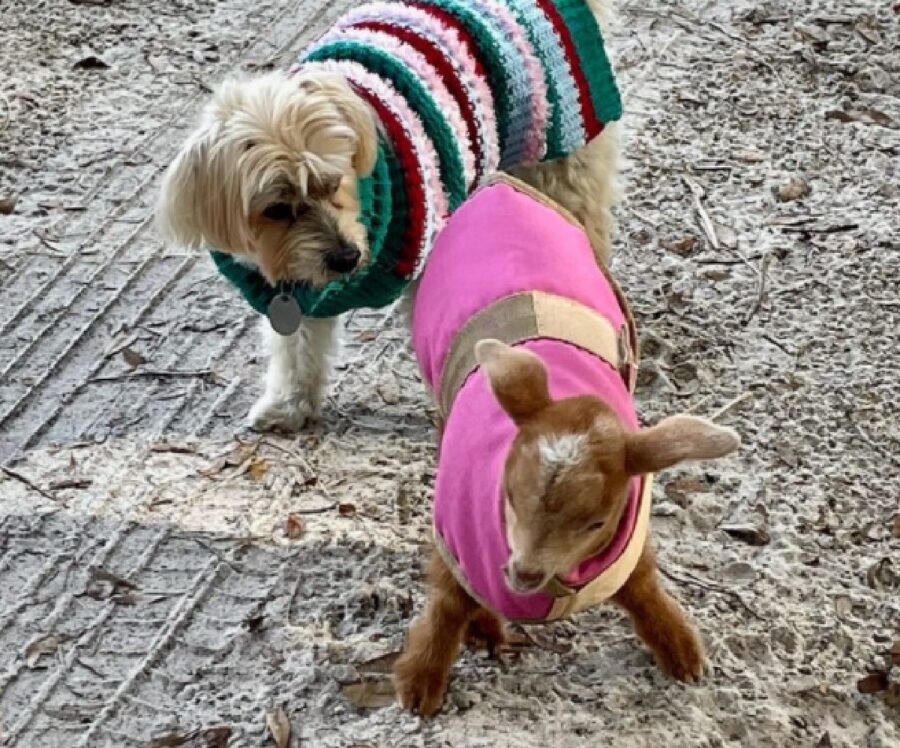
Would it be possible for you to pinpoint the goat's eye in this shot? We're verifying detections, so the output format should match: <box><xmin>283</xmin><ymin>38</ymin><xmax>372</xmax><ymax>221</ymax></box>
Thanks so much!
<box><xmin>262</xmin><ymin>202</ymin><xmax>293</xmax><ymax>221</ymax></box>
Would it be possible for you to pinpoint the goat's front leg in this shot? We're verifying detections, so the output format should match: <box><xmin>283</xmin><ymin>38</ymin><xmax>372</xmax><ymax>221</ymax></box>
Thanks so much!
<box><xmin>394</xmin><ymin>549</ymin><xmax>483</xmax><ymax>716</ymax></box>
<box><xmin>613</xmin><ymin>544</ymin><xmax>706</xmax><ymax>683</ymax></box>
<box><xmin>248</xmin><ymin>315</ymin><xmax>338</xmax><ymax>431</ymax></box>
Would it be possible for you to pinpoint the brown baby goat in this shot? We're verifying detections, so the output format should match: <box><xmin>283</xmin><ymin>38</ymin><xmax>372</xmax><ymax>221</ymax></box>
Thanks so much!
<box><xmin>394</xmin><ymin>340</ymin><xmax>740</xmax><ymax>716</ymax></box>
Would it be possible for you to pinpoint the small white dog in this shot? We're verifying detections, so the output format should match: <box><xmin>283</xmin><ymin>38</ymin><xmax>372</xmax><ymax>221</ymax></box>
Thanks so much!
<box><xmin>158</xmin><ymin>0</ymin><xmax>623</xmax><ymax>431</ymax></box>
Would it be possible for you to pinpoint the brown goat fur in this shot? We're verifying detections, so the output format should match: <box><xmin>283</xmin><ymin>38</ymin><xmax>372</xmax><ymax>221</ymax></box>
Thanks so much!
<box><xmin>394</xmin><ymin>341</ymin><xmax>738</xmax><ymax>716</ymax></box>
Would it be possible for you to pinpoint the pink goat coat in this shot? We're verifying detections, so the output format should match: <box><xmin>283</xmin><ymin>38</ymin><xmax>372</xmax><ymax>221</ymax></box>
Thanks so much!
<box><xmin>412</xmin><ymin>181</ymin><xmax>644</xmax><ymax>622</ymax></box>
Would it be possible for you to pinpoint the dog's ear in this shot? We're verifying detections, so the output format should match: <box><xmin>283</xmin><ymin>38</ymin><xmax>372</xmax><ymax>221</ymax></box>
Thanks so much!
<box><xmin>157</xmin><ymin>124</ymin><xmax>219</xmax><ymax>249</ymax></box>
<box><xmin>624</xmin><ymin>415</ymin><xmax>740</xmax><ymax>475</ymax></box>
<box><xmin>301</xmin><ymin>74</ymin><xmax>378</xmax><ymax>177</ymax></box>
<box><xmin>475</xmin><ymin>339</ymin><xmax>552</xmax><ymax>425</ymax></box>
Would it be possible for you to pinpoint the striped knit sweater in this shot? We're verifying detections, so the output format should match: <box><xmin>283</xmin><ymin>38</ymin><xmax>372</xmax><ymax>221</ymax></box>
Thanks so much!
<box><xmin>213</xmin><ymin>0</ymin><xmax>622</xmax><ymax>320</ymax></box>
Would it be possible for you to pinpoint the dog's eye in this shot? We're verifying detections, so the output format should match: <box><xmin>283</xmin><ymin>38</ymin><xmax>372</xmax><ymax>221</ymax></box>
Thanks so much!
<box><xmin>262</xmin><ymin>202</ymin><xmax>294</xmax><ymax>221</ymax></box>
<box><xmin>587</xmin><ymin>520</ymin><xmax>605</xmax><ymax>532</ymax></box>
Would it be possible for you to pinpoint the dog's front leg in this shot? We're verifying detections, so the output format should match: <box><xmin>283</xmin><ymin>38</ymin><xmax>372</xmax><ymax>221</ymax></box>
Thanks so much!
<box><xmin>248</xmin><ymin>315</ymin><xmax>338</xmax><ymax>432</ymax></box>
<box><xmin>613</xmin><ymin>544</ymin><xmax>706</xmax><ymax>683</ymax></box>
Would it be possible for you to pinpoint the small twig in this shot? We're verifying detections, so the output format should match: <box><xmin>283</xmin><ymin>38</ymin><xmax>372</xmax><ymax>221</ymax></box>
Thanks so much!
<box><xmin>683</xmin><ymin>177</ymin><xmax>719</xmax><ymax>251</ymax></box>
<box><xmin>779</xmin><ymin>223</ymin><xmax>858</xmax><ymax>235</ymax></box>
<box><xmin>744</xmin><ymin>253</ymin><xmax>773</xmax><ymax>323</ymax></box>
<box><xmin>0</xmin><ymin>92</ymin><xmax>10</xmax><ymax>133</ymax></box>
<box><xmin>660</xmin><ymin>566</ymin><xmax>765</xmax><ymax>620</ymax></box>
<box><xmin>291</xmin><ymin>502</ymin><xmax>338</xmax><ymax>515</ymax></box>
<box><xmin>709</xmin><ymin>392</ymin><xmax>752</xmax><ymax>421</ymax></box>
<box><xmin>0</xmin><ymin>465</ymin><xmax>61</xmax><ymax>502</ymax></box>
<box><xmin>89</xmin><ymin>368</ymin><xmax>223</xmax><ymax>384</ymax></box>
<box><xmin>181</xmin><ymin>536</ymin><xmax>244</xmax><ymax>573</ymax></box>
<box><xmin>31</xmin><ymin>228</ymin><xmax>65</xmax><ymax>255</ymax></box>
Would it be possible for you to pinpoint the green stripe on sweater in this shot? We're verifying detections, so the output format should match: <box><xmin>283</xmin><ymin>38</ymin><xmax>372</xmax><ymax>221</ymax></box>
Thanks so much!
<box><xmin>306</xmin><ymin>41</ymin><xmax>467</xmax><ymax>210</ymax></box>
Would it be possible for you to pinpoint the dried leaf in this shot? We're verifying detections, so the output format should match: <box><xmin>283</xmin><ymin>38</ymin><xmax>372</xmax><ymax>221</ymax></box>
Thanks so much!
<box><xmin>357</xmin><ymin>651</ymin><xmax>401</xmax><ymax>675</ymax></box>
<box><xmin>74</xmin><ymin>54</ymin><xmax>109</xmax><ymax>70</ymax></box>
<box><xmin>866</xmin><ymin>557</ymin><xmax>898</xmax><ymax>590</ymax></box>
<box><xmin>377</xmin><ymin>376</ymin><xmax>400</xmax><ymax>405</ymax></box>
<box><xmin>68</xmin><ymin>454</ymin><xmax>77</xmax><ymax>472</ymax></box>
<box><xmin>885</xmin><ymin>682</ymin><xmax>900</xmax><ymax>707</ymax></box>
<box><xmin>285</xmin><ymin>513</ymin><xmax>305</xmax><ymax>540</ymax></box>
<box><xmin>776</xmin><ymin>177</ymin><xmax>810</xmax><ymax>203</ymax></box>
<box><xmin>734</xmin><ymin>149</ymin><xmax>766</xmax><ymax>163</ymax></box>
<box><xmin>0</xmin><ymin>197</ymin><xmax>17</xmax><ymax>215</ymax></box>
<box><xmin>25</xmin><ymin>634</ymin><xmax>65</xmax><ymax>668</ymax></box>
<box><xmin>664</xmin><ymin>477</ymin><xmax>708</xmax><ymax>506</ymax></box>
<box><xmin>338</xmin><ymin>503</ymin><xmax>357</xmax><ymax>517</ymax></box>
<box><xmin>121</xmin><ymin>347</ymin><xmax>147</xmax><ymax>368</ymax></box>
<box><xmin>713</xmin><ymin>222</ymin><xmax>738</xmax><ymax>250</ymax></box>
<box><xmin>825</xmin><ymin>109</ymin><xmax>895</xmax><ymax>127</ymax></box>
<box><xmin>150</xmin><ymin>442</ymin><xmax>197</xmax><ymax>454</ymax></box>
<box><xmin>661</xmin><ymin>235</ymin><xmax>697</xmax><ymax>256</ymax></box>
<box><xmin>834</xmin><ymin>595</ymin><xmax>852</xmax><ymax>619</ymax></box>
<box><xmin>150</xmin><ymin>726</ymin><xmax>232</xmax><ymax>748</ymax></box>
<box><xmin>103</xmin><ymin>331</ymin><xmax>138</xmax><ymax>358</ymax></box>
<box><xmin>243</xmin><ymin>615</ymin><xmax>265</xmax><ymax>633</ymax></box>
<box><xmin>856</xmin><ymin>671</ymin><xmax>888</xmax><ymax>694</ymax></box>
<box><xmin>355</xmin><ymin>330</ymin><xmax>378</xmax><ymax>342</ymax></box>
<box><xmin>248</xmin><ymin>457</ymin><xmax>269</xmax><ymax>481</ymax></box>
<box><xmin>765</xmin><ymin>214</ymin><xmax>817</xmax><ymax>227</ymax></box>
<box><xmin>84</xmin><ymin>566</ymin><xmax>138</xmax><ymax>602</ymax></box>
<box><xmin>721</xmin><ymin>522</ymin><xmax>770</xmax><ymax>546</ymax></box>
<box><xmin>504</xmin><ymin>628</ymin><xmax>571</xmax><ymax>655</ymax></box>
<box><xmin>890</xmin><ymin>640</ymin><xmax>900</xmax><ymax>666</ymax></box>
<box><xmin>90</xmin><ymin>566</ymin><xmax>137</xmax><ymax>590</ymax></box>
<box><xmin>265</xmin><ymin>707</ymin><xmax>291</xmax><ymax>748</ymax></box>
<box><xmin>198</xmin><ymin>458</ymin><xmax>227</xmax><ymax>477</ymax></box>
<box><xmin>342</xmin><ymin>679</ymin><xmax>396</xmax><ymax>709</ymax></box>
<box><xmin>775</xmin><ymin>442</ymin><xmax>800</xmax><ymax>468</ymax></box>
<box><xmin>228</xmin><ymin>444</ymin><xmax>257</xmax><ymax>466</ymax></box>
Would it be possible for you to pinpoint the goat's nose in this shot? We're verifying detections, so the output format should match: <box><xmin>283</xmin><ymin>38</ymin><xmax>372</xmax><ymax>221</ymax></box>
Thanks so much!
<box><xmin>506</xmin><ymin>562</ymin><xmax>546</xmax><ymax>591</ymax></box>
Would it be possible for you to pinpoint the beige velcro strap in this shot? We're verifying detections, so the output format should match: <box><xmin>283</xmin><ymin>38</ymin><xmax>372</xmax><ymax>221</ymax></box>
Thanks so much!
<box><xmin>438</xmin><ymin>291</ymin><xmax>620</xmax><ymax>417</ymax></box>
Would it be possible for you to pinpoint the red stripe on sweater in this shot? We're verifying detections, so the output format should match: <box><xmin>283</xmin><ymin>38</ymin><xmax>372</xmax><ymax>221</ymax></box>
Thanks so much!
<box><xmin>532</xmin><ymin>0</ymin><xmax>603</xmax><ymax>138</ymax></box>
<box><xmin>407</xmin><ymin>1</ymin><xmax>494</xmax><ymax>171</ymax></box>
<box><xmin>349</xmin><ymin>19</ymin><xmax>483</xmax><ymax>184</ymax></box>
<box><xmin>350</xmin><ymin>85</ymin><xmax>428</xmax><ymax>277</ymax></box>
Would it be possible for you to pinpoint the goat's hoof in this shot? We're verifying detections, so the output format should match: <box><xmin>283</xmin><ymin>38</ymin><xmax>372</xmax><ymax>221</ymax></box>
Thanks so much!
<box><xmin>654</xmin><ymin>626</ymin><xmax>706</xmax><ymax>683</ymax></box>
<box><xmin>393</xmin><ymin>658</ymin><xmax>448</xmax><ymax>717</ymax></box>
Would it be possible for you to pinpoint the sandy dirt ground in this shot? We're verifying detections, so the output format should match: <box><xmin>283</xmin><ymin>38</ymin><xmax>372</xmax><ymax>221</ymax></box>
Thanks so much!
<box><xmin>1</xmin><ymin>0</ymin><xmax>898</xmax><ymax>746</ymax></box>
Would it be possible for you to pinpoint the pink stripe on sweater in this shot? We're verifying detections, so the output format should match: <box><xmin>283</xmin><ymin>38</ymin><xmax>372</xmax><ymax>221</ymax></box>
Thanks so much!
<box><xmin>465</xmin><ymin>0</ymin><xmax>549</xmax><ymax>162</ymax></box>
<box><xmin>300</xmin><ymin>60</ymin><xmax>448</xmax><ymax>256</ymax></box>
<box><xmin>312</xmin><ymin>26</ymin><xmax>476</xmax><ymax>188</ymax></box>
<box><xmin>338</xmin><ymin>2</ymin><xmax>500</xmax><ymax>175</ymax></box>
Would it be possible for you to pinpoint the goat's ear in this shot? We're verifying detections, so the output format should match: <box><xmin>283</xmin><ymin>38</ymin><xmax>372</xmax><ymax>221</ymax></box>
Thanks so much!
<box><xmin>625</xmin><ymin>415</ymin><xmax>740</xmax><ymax>475</ymax></box>
<box><xmin>475</xmin><ymin>339</ymin><xmax>552</xmax><ymax>425</ymax></box>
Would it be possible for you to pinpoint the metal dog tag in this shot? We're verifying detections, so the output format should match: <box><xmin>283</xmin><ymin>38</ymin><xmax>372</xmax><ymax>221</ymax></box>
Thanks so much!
<box><xmin>267</xmin><ymin>293</ymin><xmax>302</xmax><ymax>336</ymax></box>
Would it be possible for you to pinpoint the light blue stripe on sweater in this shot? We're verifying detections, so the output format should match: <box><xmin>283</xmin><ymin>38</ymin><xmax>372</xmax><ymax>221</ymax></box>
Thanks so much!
<box><xmin>506</xmin><ymin>0</ymin><xmax>585</xmax><ymax>156</ymax></box>
<box><xmin>465</xmin><ymin>0</ymin><xmax>536</xmax><ymax>169</ymax></box>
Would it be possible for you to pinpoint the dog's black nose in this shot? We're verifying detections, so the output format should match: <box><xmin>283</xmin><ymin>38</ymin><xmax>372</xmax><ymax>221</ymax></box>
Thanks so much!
<box><xmin>324</xmin><ymin>243</ymin><xmax>361</xmax><ymax>273</ymax></box>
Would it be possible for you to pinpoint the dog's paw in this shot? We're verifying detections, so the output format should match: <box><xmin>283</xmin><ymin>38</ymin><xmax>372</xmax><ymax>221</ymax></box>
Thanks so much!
<box><xmin>247</xmin><ymin>395</ymin><xmax>317</xmax><ymax>433</ymax></box>
<box><xmin>393</xmin><ymin>656</ymin><xmax>448</xmax><ymax>717</ymax></box>
<box><xmin>653</xmin><ymin>624</ymin><xmax>706</xmax><ymax>684</ymax></box>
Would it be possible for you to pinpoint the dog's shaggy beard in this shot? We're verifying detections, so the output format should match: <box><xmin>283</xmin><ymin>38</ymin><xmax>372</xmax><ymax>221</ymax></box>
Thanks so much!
<box><xmin>157</xmin><ymin>71</ymin><xmax>378</xmax><ymax>288</ymax></box>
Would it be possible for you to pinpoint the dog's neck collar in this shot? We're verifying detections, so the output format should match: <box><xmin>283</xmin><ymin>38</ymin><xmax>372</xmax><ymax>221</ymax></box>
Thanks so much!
<box><xmin>210</xmin><ymin>130</ymin><xmax>416</xmax><ymax>320</ymax></box>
